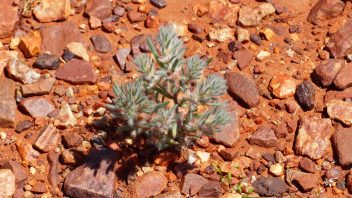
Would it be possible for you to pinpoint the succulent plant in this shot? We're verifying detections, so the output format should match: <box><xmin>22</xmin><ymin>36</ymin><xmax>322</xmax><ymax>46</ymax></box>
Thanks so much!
<box><xmin>107</xmin><ymin>25</ymin><xmax>231</xmax><ymax>150</ymax></box>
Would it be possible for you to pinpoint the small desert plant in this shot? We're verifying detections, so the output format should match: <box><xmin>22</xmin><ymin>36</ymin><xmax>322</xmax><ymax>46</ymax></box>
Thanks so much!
<box><xmin>107</xmin><ymin>25</ymin><xmax>230</xmax><ymax>150</ymax></box>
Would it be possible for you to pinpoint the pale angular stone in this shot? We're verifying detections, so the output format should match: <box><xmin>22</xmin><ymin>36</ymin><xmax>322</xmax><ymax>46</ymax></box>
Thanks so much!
<box><xmin>20</xmin><ymin>97</ymin><xmax>55</xmax><ymax>118</ymax></box>
<box><xmin>0</xmin><ymin>169</ymin><xmax>15</xmax><ymax>197</ymax></box>
<box><xmin>21</xmin><ymin>77</ymin><xmax>55</xmax><ymax>97</ymax></box>
<box><xmin>34</xmin><ymin>124</ymin><xmax>60</xmax><ymax>152</ymax></box>
<box><xmin>66</xmin><ymin>42</ymin><xmax>90</xmax><ymax>61</ymax></box>
<box><xmin>326</xmin><ymin>99</ymin><xmax>352</xmax><ymax>126</ymax></box>
<box><xmin>7</xmin><ymin>59</ymin><xmax>41</xmax><ymax>84</ymax></box>
<box><xmin>57</xmin><ymin>103</ymin><xmax>77</xmax><ymax>127</ymax></box>
<box><xmin>33</xmin><ymin>0</ymin><xmax>71</xmax><ymax>22</ymax></box>
<box><xmin>209</xmin><ymin>26</ymin><xmax>233</xmax><ymax>42</ymax></box>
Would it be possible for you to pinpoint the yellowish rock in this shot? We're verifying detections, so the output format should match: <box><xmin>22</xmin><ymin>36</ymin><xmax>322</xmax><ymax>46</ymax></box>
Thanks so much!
<box><xmin>19</xmin><ymin>31</ymin><xmax>42</xmax><ymax>58</ymax></box>
<box><xmin>10</xmin><ymin>37</ymin><xmax>20</xmax><ymax>50</ymax></box>
<box><xmin>261</xmin><ymin>28</ymin><xmax>275</xmax><ymax>41</ymax></box>
<box><xmin>33</xmin><ymin>0</ymin><xmax>71</xmax><ymax>22</ymax></box>
<box><xmin>269</xmin><ymin>163</ymin><xmax>284</xmax><ymax>176</ymax></box>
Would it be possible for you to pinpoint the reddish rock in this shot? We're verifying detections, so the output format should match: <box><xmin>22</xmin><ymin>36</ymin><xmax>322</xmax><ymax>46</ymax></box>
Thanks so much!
<box><xmin>34</xmin><ymin>124</ymin><xmax>60</xmax><ymax>152</ymax></box>
<box><xmin>211</xmin><ymin>111</ymin><xmax>240</xmax><ymax>147</ymax></box>
<box><xmin>64</xmin><ymin>149</ymin><xmax>117</xmax><ymax>198</ymax></box>
<box><xmin>181</xmin><ymin>174</ymin><xmax>208</xmax><ymax>196</ymax></box>
<box><xmin>346</xmin><ymin>171</ymin><xmax>352</xmax><ymax>194</ymax></box>
<box><xmin>308</xmin><ymin>0</ymin><xmax>345</xmax><ymax>25</ymax></box>
<box><xmin>33</xmin><ymin>0</ymin><xmax>71</xmax><ymax>22</ymax></box>
<box><xmin>198</xmin><ymin>181</ymin><xmax>222</xmax><ymax>197</ymax></box>
<box><xmin>326</xmin><ymin>19</ymin><xmax>352</xmax><ymax>58</ymax></box>
<box><xmin>295</xmin><ymin>117</ymin><xmax>333</xmax><ymax>160</ymax></box>
<box><xmin>15</xmin><ymin>120</ymin><xmax>33</xmax><ymax>133</ymax></box>
<box><xmin>131</xmin><ymin>171</ymin><xmax>168</xmax><ymax>198</ymax></box>
<box><xmin>18</xmin><ymin>31</ymin><xmax>42</xmax><ymax>58</ymax></box>
<box><xmin>325</xmin><ymin>166</ymin><xmax>344</xmax><ymax>181</ymax></box>
<box><xmin>269</xmin><ymin>74</ymin><xmax>296</xmax><ymax>99</ymax></box>
<box><xmin>128</xmin><ymin>11</ymin><xmax>146</xmax><ymax>23</ymax></box>
<box><xmin>62</xmin><ymin>132</ymin><xmax>84</xmax><ymax>148</ymax></box>
<box><xmin>91</xmin><ymin>35</ymin><xmax>112</xmax><ymax>53</ymax></box>
<box><xmin>334</xmin><ymin>62</ymin><xmax>352</xmax><ymax>90</ymax></box>
<box><xmin>15</xmin><ymin>140</ymin><xmax>40</xmax><ymax>163</ymax></box>
<box><xmin>41</xmin><ymin>22</ymin><xmax>84</xmax><ymax>55</ymax></box>
<box><xmin>0</xmin><ymin>78</ymin><xmax>16</xmax><ymax>128</ymax></box>
<box><xmin>219</xmin><ymin>148</ymin><xmax>238</xmax><ymax>161</ymax></box>
<box><xmin>225</xmin><ymin>72</ymin><xmax>260</xmax><ymax>108</ymax></box>
<box><xmin>20</xmin><ymin>97</ymin><xmax>55</xmax><ymax>118</ymax></box>
<box><xmin>332</xmin><ymin>128</ymin><xmax>352</xmax><ymax>166</ymax></box>
<box><xmin>324</xmin><ymin>87</ymin><xmax>352</xmax><ymax>104</ymax></box>
<box><xmin>0</xmin><ymin>161</ymin><xmax>28</xmax><ymax>191</ymax></box>
<box><xmin>56</xmin><ymin>60</ymin><xmax>97</xmax><ymax>85</ymax></box>
<box><xmin>292</xmin><ymin>172</ymin><xmax>320</xmax><ymax>192</ymax></box>
<box><xmin>31</xmin><ymin>181</ymin><xmax>47</xmax><ymax>193</ymax></box>
<box><xmin>0</xmin><ymin>0</ymin><xmax>19</xmax><ymax>39</ymax></box>
<box><xmin>21</xmin><ymin>77</ymin><xmax>56</xmax><ymax>97</ymax></box>
<box><xmin>249</xmin><ymin>125</ymin><xmax>278</xmax><ymax>148</ymax></box>
<box><xmin>233</xmin><ymin>50</ymin><xmax>253</xmax><ymax>70</ymax></box>
<box><xmin>313</xmin><ymin>59</ymin><xmax>344</xmax><ymax>87</ymax></box>
<box><xmin>299</xmin><ymin>157</ymin><xmax>316</xmax><ymax>173</ymax></box>
<box><xmin>326</xmin><ymin>100</ymin><xmax>352</xmax><ymax>126</ymax></box>
<box><xmin>85</xmin><ymin>0</ymin><xmax>112</xmax><ymax>20</ymax></box>
<box><xmin>48</xmin><ymin>151</ymin><xmax>60</xmax><ymax>188</ymax></box>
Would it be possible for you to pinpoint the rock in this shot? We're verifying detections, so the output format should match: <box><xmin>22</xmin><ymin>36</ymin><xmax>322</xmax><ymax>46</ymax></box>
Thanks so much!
<box><xmin>41</xmin><ymin>21</ymin><xmax>84</xmax><ymax>55</ymax></box>
<box><xmin>313</xmin><ymin>59</ymin><xmax>344</xmax><ymax>87</ymax></box>
<box><xmin>19</xmin><ymin>31</ymin><xmax>42</xmax><ymax>58</ymax></box>
<box><xmin>269</xmin><ymin>163</ymin><xmax>284</xmax><ymax>176</ymax></box>
<box><xmin>34</xmin><ymin>53</ymin><xmax>61</xmax><ymax>70</ymax></box>
<box><xmin>238</xmin><ymin>3</ymin><xmax>275</xmax><ymax>27</ymax></box>
<box><xmin>62</xmin><ymin>132</ymin><xmax>83</xmax><ymax>148</ymax></box>
<box><xmin>219</xmin><ymin>148</ymin><xmax>238</xmax><ymax>161</ymax></box>
<box><xmin>131</xmin><ymin>171</ymin><xmax>168</xmax><ymax>198</ymax></box>
<box><xmin>15</xmin><ymin>120</ymin><xmax>33</xmax><ymax>133</ymax></box>
<box><xmin>181</xmin><ymin>174</ymin><xmax>208</xmax><ymax>196</ymax></box>
<box><xmin>250</xmin><ymin>34</ymin><xmax>262</xmax><ymax>45</ymax></box>
<box><xmin>188</xmin><ymin>23</ymin><xmax>203</xmax><ymax>34</ymax></box>
<box><xmin>269</xmin><ymin>74</ymin><xmax>296</xmax><ymax>99</ymax></box>
<box><xmin>31</xmin><ymin>181</ymin><xmax>47</xmax><ymax>193</ymax></box>
<box><xmin>63</xmin><ymin>149</ymin><xmax>117</xmax><ymax>198</ymax></box>
<box><xmin>150</xmin><ymin>0</ymin><xmax>167</xmax><ymax>9</ymax></box>
<box><xmin>326</xmin><ymin>19</ymin><xmax>352</xmax><ymax>58</ymax></box>
<box><xmin>34</xmin><ymin>0</ymin><xmax>71</xmax><ymax>22</ymax></box>
<box><xmin>260</xmin><ymin>28</ymin><xmax>275</xmax><ymax>41</ymax></box>
<box><xmin>253</xmin><ymin>177</ymin><xmax>288</xmax><ymax>197</ymax></box>
<box><xmin>295</xmin><ymin>117</ymin><xmax>333</xmax><ymax>160</ymax></box>
<box><xmin>209</xmin><ymin>26</ymin><xmax>233</xmax><ymax>42</ymax></box>
<box><xmin>292</xmin><ymin>172</ymin><xmax>320</xmax><ymax>192</ymax></box>
<box><xmin>34</xmin><ymin>124</ymin><xmax>60</xmax><ymax>152</ymax></box>
<box><xmin>299</xmin><ymin>157</ymin><xmax>316</xmax><ymax>173</ymax></box>
<box><xmin>347</xmin><ymin>171</ymin><xmax>352</xmax><ymax>194</ymax></box>
<box><xmin>211</xmin><ymin>111</ymin><xmax>240</xmax><ymax>147</ymax></box>
<box><xmin>332</xmin><ymin>128</ymin><xmax>352</xmax><ymax>166</ymax></box>
<box><xmin>236</xmin><ymin>27</ymin><xmax>250</xmax><ymax>42</ymax></box>
<box><xmin>16</xmin><ymin>140</ymin><xmax>40</xmax><ymax>163</ymax></box>
<box><xmin>256</xmin><ymin>50</ymin><xmax>270</xmax><ymax>61</ymax></box>
<box><xmin>334</xmin><ymin>62</ymin><xmax>352</xmax><ymax>90</ymax></box>
<box><xmin>48</xmin><ymin>151</ymin><xmax>60</xmax><ymax>188</ymax></box>
<box><xmin>20</xmin><ymin>97</ymin><xmax>55</xmax><ymax>118</ymax></box>
<box><xmin>308</xmin><ymin>0</ymin><xmax>345</xmax><ymax>25</ymax></box>
<box><xmin>0</xmin><ymin>51</ymin><xmax>18</xmax><ymax>76</ymax></box>
<box><xmin>127</xmin><ymin>11</ymin><xmax>146</xmax><ymax>23</ymax></box>
<box><xmin>156</xmin><ymin>191</ymin><xmax>182</xmax><ymax>198</ymax></box>
<box><xmin>0</xmin><ymin>161</ymin><xmax>28</xmax><ymax>192</ymax></box>
<box><xmin>233</xmin><ymin>50</ymin><xmax>253</xmax><ymax>70</ymax></box>
<box><xmin>114</xmin><ymin>6</ymin><xmax>125</xmax><ymax>16</ymax></box>
<box><xmin>66</xmin><ymin>42</ymin><xmax>89</xmax><ymax>61</ymax></box>
<box><xmin>325</xmin><ymin>166</ymin><xmax>344</xmax><ymax>181</ymax></box>
<box><xmin>85</xmin><ymin>0</ymin><xmax>112</xmax><ymax>20</ymax></box>
<box><xmin>295</xmin><ymin>80</ymin><xmax>316</xmax><ymax>110</ymax></box>
<box><xmin>56</xmin><ymin>60</ymin><xmax>97</xmax><ymax>85</ymax></box>
<box><xmin>91</xmin><ymin>35</ymin><xmax>112</xmax><ymax>53</ymax></box>
<box><xmin>21</xmin><ymin>77</ymin><xmax>56</xmax><ymax>97</ymax></box>
<box><xmin>225</xmin><ymin>72</ymin><xmax>260</xmax><ymax>108</ymax></box>
<box><xmin>326</xmin><ymin>100</ymin><xmax>352</xmax><ymax>126</ymax></box>
<box><xmin>0</xmin><ymin>78</ymin><xmax>16</xmax><ymax>128</ymax></box>
<box><xmin>198</xmin><ymin>181</ymin><xmax>222</xmax><ymax>197</ymax></box>
<box><xmin>115</xmin><ymin>48</ymin><xmax>131</xmax><ymax>71</ymax></box>
<box><xmin>60</xmin><ymin>149</ymin><xmax>83</xmax><ymax>165</ymax></box>
<box><xmin>249</xmin><ymin>125</ymin><xmax>278</xmax><ymax>148</ymax></box>
<box><xmin>0</xmin><ymin>169</ymin><xmax>15</xmax><ymax>197</ymax></box>
<box><xmin>0</xmin><ymin>0</ymin><xmax>19</xmax><ymax>39</ymax></box>
<box><xmin>57</xmin><ymin>103</ymin><xmax>77</xmax><ymax>127</ymax></box>
<box><xmin>89</xmin><ymin>16</ymin><xmax>102</xmax><ymax>29</ymax></box>
<box><xmin>324</xmin><ymin>87</ymin><xmax>352</xmax><ymax>104</ymax></box>
<box><xmin>7</xmin><ymin>59</ymin><xmax>41</xmax><ymax>84</ymax></box>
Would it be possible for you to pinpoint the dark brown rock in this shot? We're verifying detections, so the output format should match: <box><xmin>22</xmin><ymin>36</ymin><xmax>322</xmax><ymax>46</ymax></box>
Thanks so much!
<box><xmin>181</xmin><ymin>174</ymin><xmax>208</xmax><ymax>196</ymax></box>
<box><xmin>150</xmin><ymin>0</ymin><xmax>167</xmax><ymax>9</ymax></box>
<box><xmin>131</xmin><ymin>171</ymin><xmax>168</xmax><ymax>198</ymax></box>
<box><xmin>0</xmin><ymin>0</ymin><xmax>19</xmax><ymax>39</ymax></box>
<box><xmin>211</xmin><ymin>111</ymin><xmax>240</xmax><ymax>147</ymax></box>
<box><xmin>233</xmin><ymin>50</ymin><xmax>253</xmax><ymax>70</ymax></box>
<box><xmin>334</xmin><ymin>62</ymin><xmax>352</xmax><ymax>90</ymax></box>
<box><xmin>85</xmin><ymin>0</ymin><xmax>112</xmax><ymax>20</ymax></box>
<box><xmin>188</xmin><ymin>23</ymin><xmax>203</xmax><ymax>34</ymax></box>
<box><xmin>91</xmin><ymin>35</ymin><xmax>112</xmax><ymax>53</ymax></box>
<box><xmin>299</xmin><ymin>157</ymin><xmax>316</xmax><ymax>173</ymax></box>
<box><xmin>326</xmin><ymin>19</ymin><xmax>352</xmax><ymax>58</ymax></box>
<box><xmin>62</xmin><ymin>132</ymin><xmax>84</xmax><ymax>148</ymax></box>
<box><xmin>198</xmin><ymin>181</ymin><xmax>222</xmax><ymax>197</ymax></box>
<box><xmin>15</xmin><ymin>120</ymin><xmax>33</xmax><ymax>133</ymax></box>
<box><xmin>253</xmin><ymin>177</ymin><xmax>288</xmax><ymax>197</ymax></box>
<box><xmin>313</xmin><ymin>59</ymin><xmax>344</xmax><ymax>87</ymax></box>
<box><xmin>34</xmin><ymin>53</ymin><xmax>61</xmax><ymax>70</ymax></box>
<box><xmin>249</xmin><ymin>125</ymin><xmax>278</xmax><ymax>148</ymax></box>
<box><xmin>225</xmin><ymin>72</ymin><xmax>260</xmax><ymax>108</ymax></box>
<box><xmin>34</xmin><ymin>124</ymin><xmax>60</xmax><ymax>153</ymax></box>
<box><xmin>295</xmin><ymin>80</ymin><xmax>315</xmax><ymax>111</ymax></box>
<box><xmin>0</xmin><ymin>77</ymin><xmax>16</xmax><ymax>128</ymax></box>
<box><xmin>308</xmin><ymin>0</ymin><xmax>345</xmax><ymax>25</ymax></box>
<box><xmin>20</xmin><ymin>97</ymin><xmax>55</xmax><ymax>118</ymax></box>
<box><xmin>64</xmin><ymin>149</ymin><xmax>118</xmax><ymax>198</ymax></box>
<box><xmin>56</xmin><ymin>60</ymin><xmax>97</xmax><ymax>85</ymax></box>
<box><xmin>332</xmin><ymin>128</ymin><xmax>352</xmax><ymax>166</ymax></box>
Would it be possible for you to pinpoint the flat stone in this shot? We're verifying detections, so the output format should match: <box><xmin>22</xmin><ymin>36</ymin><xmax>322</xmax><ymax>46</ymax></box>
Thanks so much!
<box><xmin>21</xmin><ymin>77</ymin><xmax>55</xmax><ymax>97</ymax></box>
<box><xmin>127</xmin><ymin>11</ymin><xmax>146</xmax><ymax>23</ymax></box>
<box><xmin>233</xmin><ymin>50</ymin><xmax>253</xmax><ymax>70</ymax></box>
<box><xmin>48</xmin><ymin>151</ymin><xmax>60</xmax><ymax>188</ymax></box>
<box><xmin>150</xmin><ymin>0</ymin><xmax>167</xmax><ymax>8</ymax></box>
<box><xmin>41</xmin><ymin>21</ymin><xmax>84</xmax><ymax>56</ymax></box>
<box><xmin>15</xmin><ymin>120</ymin><xmax>33</xmax><ymax>133</ymax></box>
<box><xmin>253</xmin><ymin>177</ymin><xmax>288</xmax><ymax>197</ymax></box>
<box><xmin>0</xmin><ymin>78</ymin><xmax>16</xmax><ymax>128</ymax></box>
<box><xmin>249</xmin><ymin>125</ymin><xmax>278</xmax><ymax>148</ymax></box>
<box><xmin>0</xmin><ymin>0</ymin><xmax>19</xmax><ymax>39</ymax></box>
<box><xmin>225</xmin><ymin>72</ymin><xmax>260</xmax><ymax>108</ymax></box>
<box><xmin>34</xmin><ymin>53</ymin><xmax>61</xmax><ymax>70</ymax></box>
<box><xmin>60</xmin><ymin>148</ymin><xmax>83</xmax><ymax>165</ymax></box>
<box><xmin>209</xmin><ymin>26</ymin><xmax>233</xmax><ymax>42</ymax></box>
<box><xmin>211</xmin><ymin>111</ymin><xmax>240</xmax><ymax>147</ymax></box>
<box><xmin>308</xmin><ymin>0</ymin><xmax>345</xmax><ymax>25</ymax></box>
<box><xmin>7</xmin><ymin>59</ymin><xmax>41</xmax><ymax>84</ymax></box>
<box><xmin>188</xmin><ymin>23</ymin><xmax>203</xmax><ymax>34</ymax></box>
<box><xmin>56</xmin><ymin>60</ymin><xmax>97</xmax><ymax>85</ymax></box>
<box><xmin>0</xmin><ymin>169</ymin><xmax>15</xmax><ymax>197</ymax></box>
<box><xmin>131</xmin><ymin>171</ymin><xmax>168</xmax><ymax>198</ymax></box>
<box><xmin>324</xmin><ymin>87</ymin><xmax>352</xmax><ymax>104</ymax></box>
<box><xmin>326</xmin><ymin>19</ymin><xmax>352</xmax><ymax>58</ymax></box>
<box><xmin>198</xmin><ymin>181</ymin><xmax>222</xmax><ymax>197</ymax></box>
<box><xmin>299</xmin><ymin>157</ymin><xmax>316</xmax><ymax>173</ymax></box>
<box><xmin>34</xmin><ymin>0</ymin><xmax>71</xmax><ymax>22</ymax></box>
<box><xmin>66</xmin><ymin>42</ymin><xmax>90</xmax><ymax>61</ymax></box>
<box><xmin>56</xmin><ymin>102</ymin><xmax>77</xmax><ymax>127</ymax></box>
<box><xmin>181</xmin><ymin>174</ymin><xmax>208</xmax><ymax>196</ymax></box>
<box><xmin>85</xmin><ymin>0</ymin><xmax>112</xmax><ymax>20</ymax></box>
<box><xmin>327</xmin><ymin>99</ymin><xmax>352</xmax><ymax>126</ymax></box>
<box><xmin>63</xmin><ymin>149</ymin><xmax>118</xmax><ymax>198</ymax></box>
<box><xmin>34</xmin><ymin>124</ymin><xmax>60</xmax><ymax>152</ymax></box>
<box><xmin>20</xmin><ymin>97</ymin><xmax>55</xmax><ymax>118</ymax></box>
<box><xmin>334</xmin><ymin>62</ymin><xmax>352</xmax><ymax>90</ymax></box>
<box><xmin>238</xmin><ymin>3</ymin><xmax>275</xmax><ymax>27</ymax></box>
<box><xmin>62</xmin><ymin>132</ymin><xmax>83</xmax><ymax>148</ymax></box>
<box><xmin>269</xmin><ymin>74</ymin><xmax>296</xmax><ymax>99</ymax></box>
<box><xmin>295</xmin><ymin>117</ymin><xmax>333</xmax><ymax>160</ymax></box>
<box><xmin>115</xmin><ymin>48</ymin><xmax>131</xmax><ymax>71</ymax></box>
<box><xmin>16</xmin><ymin>140</ymin><xmax>40</xmax><ymax>163</ymax></box>
<box><xmin>91</xmin><ymin>35</ymin><xmax>112</xmax><ymax>53</ymax></box>
<box><xmin>31</xmin><ymin>181</ymin><xmax>47</xmax><ymax>193</ymax></box>
<box><xmin>219</xmin><ymin>148</ymin><xmax>238</xmax><ymax>161</ymax></box>
<box><xmin>332</xmin><ymin>128</ymin><xmax>352</xmax><ymax>166</ymax></box>
<box><xmin>295</xmin><ymin>80</ymin><xmax>316</xmax><ymax>111</ymax></box>
<box><xmin>18</xmin><ymin>31</ymin><xmax>42</xmax><ymax>58</ymax></box>
<box><xmin>313</xmin><ymin>59</ymin><xmax>344</xmax><ymax>87</ymax></box>
<box><xmin>292</xmin><ymin>172</ymin><xmax>320</xmax><ymax>192</ymax></box>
